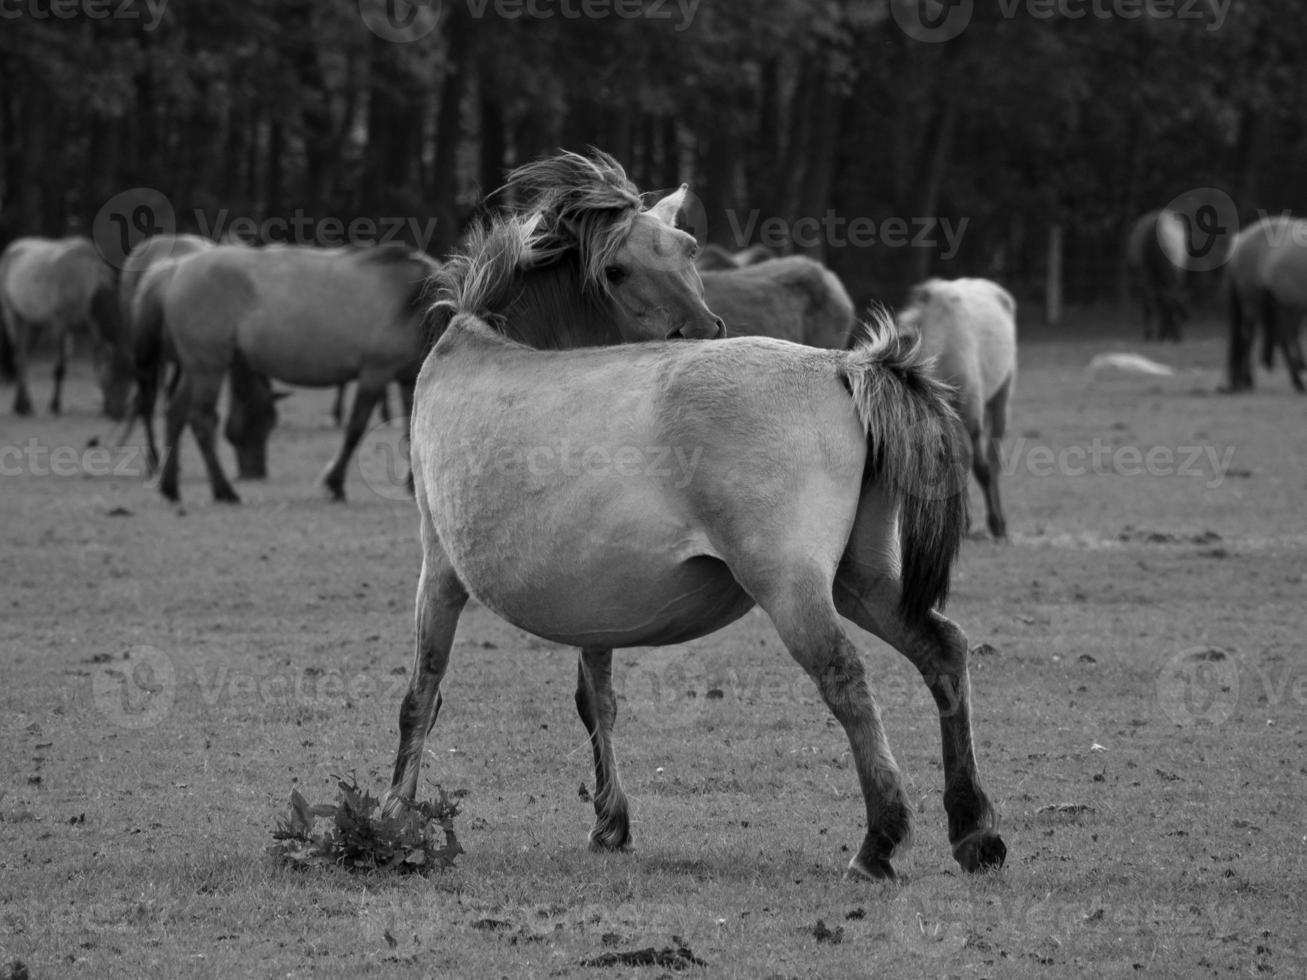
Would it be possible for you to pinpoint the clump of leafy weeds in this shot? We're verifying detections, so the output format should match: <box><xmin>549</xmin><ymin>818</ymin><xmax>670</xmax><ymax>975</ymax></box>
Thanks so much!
<box><xmin>269</xmin><ymin>776</ymin><xmax>461</xmax><ymax>873</ymax></box>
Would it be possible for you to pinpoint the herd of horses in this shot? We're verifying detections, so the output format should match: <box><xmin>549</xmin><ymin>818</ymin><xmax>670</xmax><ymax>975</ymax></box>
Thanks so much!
<box><xmin>0</xmin><ymin>149</ymin><xmax>1299</xmax><ymax>880</ymax></box>
<box><xmin>1127</xmin><ymin>207</ymin><xmax>1307</xmax><ymax>392</ymax></box>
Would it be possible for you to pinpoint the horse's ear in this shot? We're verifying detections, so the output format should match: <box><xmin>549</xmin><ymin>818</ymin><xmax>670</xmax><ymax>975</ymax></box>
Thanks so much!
<box><xmin>646</xmin><ymin>184</ymin><xmax>689</xmax><ymax>228</ymax></box>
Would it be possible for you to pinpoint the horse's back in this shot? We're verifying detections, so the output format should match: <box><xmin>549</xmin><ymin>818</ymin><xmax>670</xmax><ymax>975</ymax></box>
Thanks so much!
<box><xmin>1228</xmin><ymin>215</ymin><xmax>1304</xmax><ymax>301</ymax></box>
<box><xmin>702</xmin><ymin>256</ymin><xmax>854</xmax><ymax>348</ymax></box>
<box><xmin>166</xmin><ymin>244</ymin><xmax>435</xmax><ymax>384</ymax></box>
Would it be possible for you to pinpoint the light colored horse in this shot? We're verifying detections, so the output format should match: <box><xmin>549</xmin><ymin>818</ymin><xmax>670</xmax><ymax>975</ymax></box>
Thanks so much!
<box><xmin>0</xmin><ymin>235</ymin><xmax>121</xmax><ymax>416</ymax></box>
<box><xmin>898</xmin><ymin>277</ymin><xmax>1017</xmax><ymax>539</ymax></box>
<box><xmin>135</xmin><ymin>242</ymin><xmax>441</xmax><ymax>503</ymax></box>
<box><xmin>1126</xmin><ymin>209</ymin><xmax>1188</xmax><ymax>342</ymax></box>
<box><xmin>1224</xmin><ymin>214</ymin><xmax>1307</xmax><ymax>392</ymax></box>
<box><xmin>383</xmin><ymin>156</ymin><xmax>1005</xmax><ymax>882</ymax></box>
<box><xmin>701</xmin><ymin>256</ymin><xmax>856</xmax><ymax>349</ymax></box>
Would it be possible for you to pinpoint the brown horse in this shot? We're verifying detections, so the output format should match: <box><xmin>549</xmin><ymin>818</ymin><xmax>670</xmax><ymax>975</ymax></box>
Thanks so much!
<box><xmin>1224</xmin><ymin>214</ymin><xmax>1307</xmax><ymax>392</ymax></box>
<box><xmin>384</xmin><ymin>153</ymin><xmax>1004</xmax><ymax>882</ymax></box>
<box><xmin>136</xmin><ymin>242</ymin><xmax>441</xmax><ymax>503</ymax></box>
<box><xmin>701</xmin><ymin>256</ymin><xmax>856</xmax><ymax>349</ymax></box>
<box><xmin>0</xmin><ymin>236</ymin><xmax>122</xmax><ymax>416</ymax></box>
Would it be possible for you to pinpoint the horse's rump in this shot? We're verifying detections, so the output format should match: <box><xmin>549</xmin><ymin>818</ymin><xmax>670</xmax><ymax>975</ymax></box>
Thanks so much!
<box><xmin>898</xmin><ymin>277</ymin><xmax>1017</xmax><ymax>411</ymax></box>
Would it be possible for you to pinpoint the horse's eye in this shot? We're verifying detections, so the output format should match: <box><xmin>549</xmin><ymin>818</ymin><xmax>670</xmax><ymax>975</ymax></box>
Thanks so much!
<box><xmin>605</xmin><ymin>266</ymin><xmax>628</xmax><ymax>285</ymax></box>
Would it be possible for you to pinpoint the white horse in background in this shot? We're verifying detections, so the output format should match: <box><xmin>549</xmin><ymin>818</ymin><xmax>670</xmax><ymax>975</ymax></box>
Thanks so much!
<box><xmin>899</xmin><ymin>277</ymin><xmax>1017</xmax><ymax>540</ymax></box>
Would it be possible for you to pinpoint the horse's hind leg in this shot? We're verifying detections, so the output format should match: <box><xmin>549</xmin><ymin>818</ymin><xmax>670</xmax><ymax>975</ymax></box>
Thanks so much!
<box><xmin>1281</xmin><ymin>313</ymin><xmax>1306</xmax><ymax>393</ymax></box>
<box><xmin>744</xmin><ymin>562</ymin><xmax>910</xmax><ymax>879</ymax></box>
<box><xmin>835</xmin><ymin>557</ymin><xmax>1004</xmax><ymax>876</ymax></box>
<box><xmin>575</xmin><ymin>647</ymin><xmax>631</xmax><ymax>851</ymax></box>
<box><xmin>49</xmin><ymin>329</ymin><xmax>70</xmax><ymax>414</ymax></box>
<box><xmin>321</xmin><ymin>378</ymin><xmax>384</xmax><ymax>501</ymax></box>
<box><xmin>383</xmin><ymin>500</ymin><xmax>468</xmax><ymax>817</ymax></box>
<box><xmin>8</xmin><ymin>318</ymin><xmax>33</xmax><ymax>415</ymax></box>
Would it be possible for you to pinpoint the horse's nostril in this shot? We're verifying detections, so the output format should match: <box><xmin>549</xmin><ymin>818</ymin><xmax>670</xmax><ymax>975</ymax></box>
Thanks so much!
<box><xmin>713</xmin><ymin>317</ymin><xmax>726</xmax><ymax>339</ymax></box>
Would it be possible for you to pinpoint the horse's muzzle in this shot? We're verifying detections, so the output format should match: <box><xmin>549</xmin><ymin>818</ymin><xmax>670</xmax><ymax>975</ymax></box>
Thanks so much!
<box><xmin>670</xmin><ymin>316</ymin><xmax>726</xmax><ymax>340</ymax></box>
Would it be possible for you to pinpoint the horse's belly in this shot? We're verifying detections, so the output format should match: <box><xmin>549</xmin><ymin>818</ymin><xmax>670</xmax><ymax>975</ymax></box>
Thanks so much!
<box><xmin>473</xmin><ymin>554</ymin><xmax>754</xmax><ymax>649</ymax></box>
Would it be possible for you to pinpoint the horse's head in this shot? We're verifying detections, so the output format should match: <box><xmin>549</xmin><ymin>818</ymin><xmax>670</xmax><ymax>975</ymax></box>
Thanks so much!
<box><xmin>225</xmin><ymin>378</ymin><xmax>288</xmax><ymax>480</ymax></box>
<box><xmin>507</xmin><ymin>150</ymin><xmax>725</xmax><ymax>344</ymax></box>
<box><xmin>600</xmin><ymin>185</ymin><xmax>726</xmax><ymax>342</ymax></box>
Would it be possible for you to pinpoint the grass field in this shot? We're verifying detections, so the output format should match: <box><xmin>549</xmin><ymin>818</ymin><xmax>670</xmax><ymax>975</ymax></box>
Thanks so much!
<box><xmin>2</xmin><ymin>312</ymin><xmax>1305</xmax><ymax>978</ymax></box>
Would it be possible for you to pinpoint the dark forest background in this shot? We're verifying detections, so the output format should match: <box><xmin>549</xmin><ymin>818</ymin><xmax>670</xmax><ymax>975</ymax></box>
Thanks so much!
<box><xmin>2</xmin><ymin>0</ymin><xmax>1305</xmax><ymax>316</ymax></box>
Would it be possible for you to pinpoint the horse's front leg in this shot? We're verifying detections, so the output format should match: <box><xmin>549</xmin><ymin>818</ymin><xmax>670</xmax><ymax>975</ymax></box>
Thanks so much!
<box><xmin>383</xmin><ymin>497</ymin><xmax>468</xmax><ymax>816</ymax></box>
<box><xmin>575</xmin><ymin>647</ymin><xmax>632</xmax><ymax>851</ymax></box>
<box><xmin>320</xmin><ymin>377</ymin><xmax>384</xmax><ymax>501</ymax></box>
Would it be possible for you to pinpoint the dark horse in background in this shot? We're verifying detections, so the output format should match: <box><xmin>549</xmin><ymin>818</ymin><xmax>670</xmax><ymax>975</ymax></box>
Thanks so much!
<box><xmin>1224</xmin><ymin>214</ymin><xmax>1307</xmax><ymax>393</ymax></box>
<box><xmin>1126</xmin><ymin>209</ymin><xmax>1189</xmax><ymax>343</ymax></box>
<box><xmin>0</xmin><ymin>236</ymin><xmax>124</xmax><ymax>416</ymax></box>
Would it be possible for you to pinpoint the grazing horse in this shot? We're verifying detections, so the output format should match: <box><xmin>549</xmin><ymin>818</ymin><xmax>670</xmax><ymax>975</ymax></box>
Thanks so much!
<box><xmin>0</xmin><ymin>236</ymin><xmax>121</xmax><ymax>416</ymax></box>
<box><xmin>701</xmin><ymin>256</ymin><xmax>856</xmax><ymax>349</ymax></box>
<box><xmin>1258</xmin><ymin>236</ymin><xmax>1307</xmax><ymax>393</ymax></box>
<box><xmin>1126</xmin><ymin>209</ymin><xmax>1189</xmax><ymax>342</ymax></box>
<box><xmin>897</xmin><ymin>278</ymin><xmax>1017</xmax><ymax>540</ymax></box>
<box><xmin>1224</xmin><ymin>214</ymin><xmax>1307</xmax><ymax>392</ymax></box>
<box><xmin>136</xmin><ymin>242</ymin><xmax>440</xmax><ymax>503</ymax></box>
<box><xmin>383</xmin><ymin>155</ymin><xmax>1005</xmax><ymax>882</ymax></box>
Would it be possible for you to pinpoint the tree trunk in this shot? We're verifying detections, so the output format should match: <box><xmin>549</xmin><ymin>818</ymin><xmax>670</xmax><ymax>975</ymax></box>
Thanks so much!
<box><xmin>910</xmin><ymin>99</ymin><xmax>957</xmax><ymax>281</ymax></box>
<box><xmin>1045</xmin><ymin>224</ymin><xmax>1064</xmax><ymax>327</ymax></box>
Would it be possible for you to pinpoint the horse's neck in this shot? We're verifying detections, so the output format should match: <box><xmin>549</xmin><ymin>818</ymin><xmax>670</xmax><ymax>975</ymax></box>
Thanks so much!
<box><xmin>499</xmin><ymin>260</ymin><xmax>620</xmax><ymax>350</ymax></box>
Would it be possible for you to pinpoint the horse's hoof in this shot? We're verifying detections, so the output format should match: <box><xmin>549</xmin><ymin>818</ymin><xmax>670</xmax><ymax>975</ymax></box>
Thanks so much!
<box><xmin>846</xmin><ymin>854</ymin><xmax>897</xmax><ymax>882</ymax></box>
<box><xmin>14</xmin><ymin>400</ymin><xmax>32</xmax><ymax>417</ymax></box>
<box><xmin>953</xmin><ymin>832</ymin><xmax>1006</xmax><ymax>873</ymax></box>
<box><xmin>215</xmin><ymin>488</ymin><xmax>241</xmax><ymax>505</ymax></box>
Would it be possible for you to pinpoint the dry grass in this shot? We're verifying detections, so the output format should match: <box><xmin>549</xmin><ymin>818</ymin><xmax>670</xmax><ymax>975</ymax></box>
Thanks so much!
<box><xmin>2</xmin><ymin>315</ymin><xmax>1305</xmax><ymax>978</ymax></box>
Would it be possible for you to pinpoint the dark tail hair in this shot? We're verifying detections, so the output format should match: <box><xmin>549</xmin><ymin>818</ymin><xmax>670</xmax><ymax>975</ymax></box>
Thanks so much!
<box><xmin>841</xmin><ymin>311</ymin><xmax>968</xmax><ymax>625</ymax></box>
<box><xmin>131</xmin><ymin>262</ymin><xmax>177</xmax><ymax>469</ymax></box>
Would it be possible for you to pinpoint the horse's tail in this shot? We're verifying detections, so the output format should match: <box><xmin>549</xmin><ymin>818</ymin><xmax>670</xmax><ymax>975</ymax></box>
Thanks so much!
<box><xmin>131</xmin><ymin>261</ymin><xmax>175</xmax><ymax>423</ymax></box>
<box><xmin>841</xmin><ymin>310</ymin><xmax>968</xmax><ymax>625</ymax></box>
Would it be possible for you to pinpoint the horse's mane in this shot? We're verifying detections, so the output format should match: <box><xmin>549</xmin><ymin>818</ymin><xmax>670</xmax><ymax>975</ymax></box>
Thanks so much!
<box><xmin>500</xmin><ymin>148</ymin><xmax>642</xmax><ymax>299</ymax></box>
<box><xmin>430</xmin><ymin>149</ymin><xmax>648</xmax><ymax>349</ymax></box>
